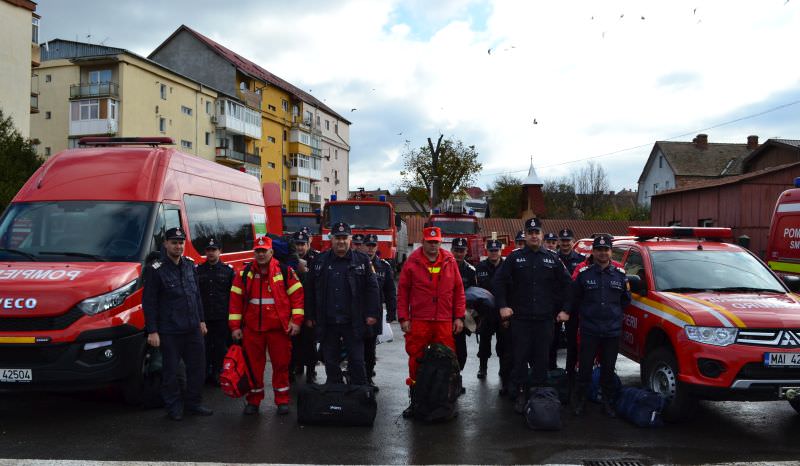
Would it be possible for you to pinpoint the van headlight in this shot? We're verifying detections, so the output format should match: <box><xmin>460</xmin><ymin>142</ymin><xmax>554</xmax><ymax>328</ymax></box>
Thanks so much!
<box><xmin>685</xmin><ymin>326</ymin><xmax>738</xmax><ymax>346</ymax></box>
<box><xmin>77</xmin><ymin>279</ymin><xmax>138</xmax><ymax>316</ymax></box>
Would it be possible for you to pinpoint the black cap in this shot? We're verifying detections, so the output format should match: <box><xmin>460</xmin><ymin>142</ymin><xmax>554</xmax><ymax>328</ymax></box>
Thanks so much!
<box><xmin>352</xmin><ymin>233</ymin><xmax>365</xmax><ymax>244</ymax></box>
<box><xmin>544</xmin><ymin>232</ymin><xmax>558</xmax><ymax>241</ymax></box>
<box><xmin>205</xmin><ymin>237</ymin><xmax>220</xmax><ymax>250</ymax></box>
<box><xmin>592</xmin><ymin>234</ymin><xmax>613</xmax><ymax>249</ymax></box>
<box><xmin>524</xmin><ymin>217</ymin><xmax>542</xmax><ymax>232</ymax></box>
<box><xmin>331</xmin><ymin>222</ymin><xmax>351</xmax><ymax>237</ymax></box>
<box><xmin>451</xmin><ymin>238</ymin><xmax>468</xmax><ymax>250</ymax></box>
<box><xmin>515</xmin><ymin>230</ymin><xmax>525</xmax><ymax>242</ymax></box>
<box><xmin>364</xmin><ymin>234</ymin><xmax>379</xmax><ymax>245</ymax></box>
<box><xmin>292</xmin><ymin>231</ymin><xmax>309</xmax><ymax>243</ymax></box>
<box><xmin>558</xmin><ymin>228</ymin><xmax>574</xmax><ymax>240</ymax></box>
<box><xmin>165</xmin><ymin>227</ymin><xmax>186</xmax><ymax>241</ymax></box>
<box><xmin>486</xmin><ymin>239</ymin><xmax>503</xmax><ymax>251</ymax></box>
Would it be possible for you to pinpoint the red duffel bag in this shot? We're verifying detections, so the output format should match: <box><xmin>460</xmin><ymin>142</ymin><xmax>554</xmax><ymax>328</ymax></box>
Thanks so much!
<box><xmin>219</xmin><ymin>343</ymin><xmax>254</xmax><ymax>398</ymax></box>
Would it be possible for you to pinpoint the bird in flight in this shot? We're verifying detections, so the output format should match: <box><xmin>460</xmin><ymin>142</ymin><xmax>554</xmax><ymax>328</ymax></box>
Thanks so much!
<box><xmin>350</xmin><ymin>108</ymin><xmax>357</xmax><ymax>112</ymax></box>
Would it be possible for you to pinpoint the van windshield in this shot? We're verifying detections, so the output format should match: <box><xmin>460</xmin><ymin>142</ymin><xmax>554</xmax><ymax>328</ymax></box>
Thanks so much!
<box><xmin>0</xmin><ymin>201</ymin><xmax>154</xmax><ymax>262</ymax></box>
<box><xmin>325</xmin><ymin>204</ymin><xmax>390</xmax><ymax>230</ymax></box>
<box><xmin>283</xmin><ymin>216</ymin><xmax>320</xmax><ymax>234</ymax></box>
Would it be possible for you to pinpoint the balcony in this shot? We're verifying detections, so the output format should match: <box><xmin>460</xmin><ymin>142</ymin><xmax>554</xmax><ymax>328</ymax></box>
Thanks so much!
<box><xmin>245</xmin><ymin>149</ymin><xmax>261</xmax><ymax>165</ymax></box>
<box><xmin>310</xmin><ymin>194</ymin><xmax>322</xmax><ymax>203</ymax></box>
<box><xmin>31</xmin><ymin>43</ymin><xmax>40</xmax><ymax>67</ymax></box>
<box><xmin>30</xmin><ymin>94</ymin><xmax>38</xmax><ymax>114</ymax></box>
<box><xmin>69</xmin><ymin>118</ymin><xmax>118</xmax><ymax>136</ymax></box>
<box><xmin>290</xmin><ymin>191</ymin><xmax>311</xmax><ymax>202</ymax></box>
<box><xmin>288</xmin><ymin>154</ymin><xmax>322</xmax><ymax>181</ymax></box>
<box><xmin>70</xmin><ymin>82</ymin><xmax>119</xmax><ymax>99</ymax></box>
<box><xmin>215</xmin><ymin>147</ymin><xmax>245</xmax><ymax>166</ymax></box>
<box><xmin>237</xmin><ymin>88</ymin><xmax>262</xmax><ymax>110</ymax></box>
<box><xmin>216</xmin><ymin>98</ymin><xmax>261</xmax><ymax>139</ymax></box>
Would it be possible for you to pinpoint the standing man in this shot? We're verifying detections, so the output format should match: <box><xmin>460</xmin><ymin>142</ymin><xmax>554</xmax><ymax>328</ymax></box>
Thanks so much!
<box><xmin>451</xmin><ymin>237</ymin><xmax>476</xmax><ymax>374</ymax></box>
<box><xmin>197</xmin><ymin>238</ymin><xmax>234</xmax><ymax>386</ymax></box>
<box><xmin>290</xmin><ymin>230</ymin><xmax>319</xmax><ymax>384</ymax></box>
<box><xmin>493</xmin><ymin>218</ymin><xmax>571</xmax><ymax>414</ymax></box>
<box><xmin>566</xmin><ymin>234</ymin><xmax>631</xmax><ymax>417</ymax></box>
<box><xmin>351</xmin><ymin>233</ymin><xmax>365</xmax><ymax>251</ymax></box>
<box><xmin>553</xmin><ymin>228</ymin><xmax>585</xmax><ymax>381</ymax></box>
<box><xmin>363</xmin><ymin>233</ymin><xmax>397</xmax><ymax>390</ymax></box>
<box><xmin>475</xmin><ymin>239</ymin><xmax>506</xmax><ymax>384</ymax></box>
<box><xmin>544</xmin><ymin>232</ymin><xmax>559</xmax><ymax>251</ymax></box>
<box><xmin>305</xmin><ymin>222</ymin><xmax>380</xmax><ymax>387</ymax></box>
<box><xmin>143</xmin><ymin>227</ymin><xmax>212</xmax><ymax>421</ymax></box>
<box><xmin>513</xmin><ymin>231</ymin><xmax>526</xmax><ymax>250</ymax></box>
<box><xmin>229</xmin><ymin>236</ymin><xmax>304</xmax><ymax>416</ymax></box>
<box><xmin>397</xmin><ymin>227</ymin><xmax>465</xmax><ymax>418</ymax></box>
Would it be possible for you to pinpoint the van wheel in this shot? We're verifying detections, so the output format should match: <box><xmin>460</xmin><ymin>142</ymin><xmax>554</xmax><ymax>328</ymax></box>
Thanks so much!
<box><xmin>643</xmin><ymin>347</ymin><xmax>696</xmax><ymax>421</ymax></box>
<box><xmin>789</xmin><ymin>397</ymin><xmax>800</xmax><ymax>415</ymax></box>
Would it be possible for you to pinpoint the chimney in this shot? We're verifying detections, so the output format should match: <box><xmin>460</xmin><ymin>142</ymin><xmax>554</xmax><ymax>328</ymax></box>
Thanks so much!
<box><xmin>694</xmin><ymin>133</ymin><xmax>708</xmax><ymax>150</ymax></box>
<box><xmin>747</xmin><ymin>135</ymin><xmax>759</xmax><ymax>151</ymax></box>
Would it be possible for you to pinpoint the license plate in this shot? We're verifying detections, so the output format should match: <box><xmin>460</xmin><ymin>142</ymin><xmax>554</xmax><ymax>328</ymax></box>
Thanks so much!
<box><xmin>764</xmin><ymin>352</ymin><xmax>800</xmax><ymax>367</ymax></box>
<box><xmin>0</xmin><ymin>368</ymin><xmax>32</xmax><ymax>382</ymax></box>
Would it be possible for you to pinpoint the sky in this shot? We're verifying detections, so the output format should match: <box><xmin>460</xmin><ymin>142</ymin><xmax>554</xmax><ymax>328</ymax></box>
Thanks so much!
<box><xmin>35</xmin><ymin>0</ymin><xmax>800</xmax><ymax>192</ymax></box>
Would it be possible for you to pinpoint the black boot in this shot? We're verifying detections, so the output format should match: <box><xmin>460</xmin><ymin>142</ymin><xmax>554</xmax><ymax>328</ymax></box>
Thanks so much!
<box><xmin>477</xmin><ymin>358</ymin><xmax>488</xmax><ymax>379</ymax></box>
<box><xmin>402</xmin><ymin>387</ymin><xmax>415</xmax><ymax>418</ymax></box>
<box><xmin>513</xmin><ymin>386</ymin><xmax>527</xmax><ymax>414</ymax></box>
<box><xmin>572</xmin><ymin>390</ymin><xmax>586</xmax><ymax>416</ymax></box>
<box><xmin>306</xmin><ymin>365</ymin><xmax>317</xmax><ymax>384</ymax></box>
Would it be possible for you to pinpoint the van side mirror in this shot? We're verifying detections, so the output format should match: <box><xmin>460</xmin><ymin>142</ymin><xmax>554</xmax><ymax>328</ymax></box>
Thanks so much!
<box><xmin>783</xmin><ymin>275</ymin><xmax>800</xmax><ymax>293</ymax></box>
<box><xmin>627</xmin><ymin>274</ymin><xmax>646</xmax><ymax>296</ymax></box>
<box><xmin>395</xmin><ymin>213</ymin><xmax>402</xmax><ymax>228</ymax></box>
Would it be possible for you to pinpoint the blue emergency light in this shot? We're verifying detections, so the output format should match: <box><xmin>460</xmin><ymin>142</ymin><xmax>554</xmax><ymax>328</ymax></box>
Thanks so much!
<box><xmin>379</xmin><ymin>195</ymin><xmax>386</xmax><ymax>202</ymax></box>
<box><xmin>331</xmin><ymin>194</ymin><xmax>337</xmax><ymax>201</ymax></box>
<box><xmin>433</xmin><ymin>208</ymin><xmax>441</xmax><ymax>214</ymax></box>
<box><xmin>795</xmin><ymin>177</ymin><xmax>800</xmax><ymax>188</ymax></box>
<box><xmin>314</xmin><ymin>208</ymin><xmax>321</xmax><ymax>215</ymax></box>
<box><xmin>468</xmin><ymin>209</ymin><xmax>475</xmax><ymax>215</ymax></box>
<box><xmin>281</xmin><ymin>208</ymin><xmax>286</xmax><ymax>214</ymax></box>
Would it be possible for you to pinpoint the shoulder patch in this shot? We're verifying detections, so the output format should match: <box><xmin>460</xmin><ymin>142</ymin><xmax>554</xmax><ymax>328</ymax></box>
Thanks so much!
<box><xmin>380</xmin><ymin>259</ymin><xmax>391</xmax><ymax>267</ymax></box>
<box><xmin>617</xmin><ymin>266</ymin><xmax>627</xmax><ymax>274</ymax></box>
<box><xmin>184</xmin><ymin>256</ymin><xmax>195</xmax><ymax>262</ymax></box>
<box><xmin>151</xmin><ymin>260</ymin><xmax>162</xmax><ymax>270</ymax></box>
<box><xmin>227</xmin><ymin>263</ymin><xmax>234</xmax><ymax>269</ymax></box>
<box><xmin>578</xmin><ymin>265</ymin><xmax>589</xmax><ymax>273</ymax></box>
<box><xmin>466</xmin><ymin>263</ymin><xmax>476</xmax><ymax>271</ymax></box>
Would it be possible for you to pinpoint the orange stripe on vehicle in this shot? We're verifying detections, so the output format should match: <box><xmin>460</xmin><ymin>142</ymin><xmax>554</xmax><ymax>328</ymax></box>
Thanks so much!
<box><xmin>675</xmin><ymin>293</ymin><xmax>747</xmax><ymax>328</ymax></box>
<box><xmin>0</xmin><ymin>336</ymin><xmax>36</xmax><ymax>344</ymax></box>
<box><xmin>638</xmin><ymin>296</ymin><xmax>695</xmax><ymax>326</ymax></box>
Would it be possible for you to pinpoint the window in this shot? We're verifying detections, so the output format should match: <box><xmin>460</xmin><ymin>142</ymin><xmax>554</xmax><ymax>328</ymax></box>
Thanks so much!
<box><xmin>267</xmin><ymin>136</ymin><xmax>276</xmax><ymax>143</ymax></box>
<box><xmin>184</xmin><ymin>195</ymin><xmax>256</xmax><ymax>253</ymax></box>
<box><xmin>324</xmin><ymin>177</ymin><xmax>330</xmax><ymax>183</ymax></box>
<box><xmin>240</xmin><ymin>82</ymin><xmax>247</xmax><ymax>91</ymax></box>
<box><xmin>283</xmin><ymin>130</ymin><xmax>287</xmax><ymax>141</ymax></box>
<box><xmin>206</xmin><ymin>101</ymin><xmax>212</xmax><ymax>114</ymax></box>
<box><xmin>181</xmin><ymin>106</ymin><xmax>192</xmax><ymax>116</ymax></box>
<box><xmin>653</xmin><ymin>183</ymin><xmax>659</xmax><ymax>193</ymax></box>
<box><xmin>44</xmin><ymin>147</ymin><xmax>51</xmax><ymax>156</ymax></box>
<box><xmin>325</xmin><ymin>120</ymin><xmax>330</xmax><ymax>130</ymax></box>
<box><xmin>109</xmin><ymin>100</ymin><xmax>117</xmax><ymax>120</ymax></box>
<box><xmin>316</xmin><ymin>115</ymin><xmax>320</xmax><ymax>126</ymax></box>
<box><xmin>181</xmin><ymin>140</ymin><xmax>192</xmax><ymax>150</ymax></box>
<box><xmin>70</xmin><ymin>99</ymin><xmax>100</xmax><ymax>120</ymax></box>
<box><xmin>268</xmin><ymin>162</ymin><xmax>275</xmax><ymax>169</ymax></box>
<box><xmin>665</xmin><ymin>180</ymin><xmax>670</xmax><ymax>189</ymax></box>
<box><xmin>611</xmin><ymin>246</ymin><xmax>628</xmax><ymax>264</ymax></box>
<box><xmin>205</xmin><ymin>132</ymin><xmax>210</xmax><ymax>145</ymax></box>
<box><xmin>159</xmin><ymin>117</ymin><xmax>166</xmax><ymax>132</ymax></box>
<box><xmin>45</xmin><ymin>111</ymin><xmax>51</xmax><ymax>119</ymax></box>
<box><xmin>268</xmin><ymin>104</ymin><xmax>276</xmax><ymax>112</ymax></box>
<box><xmin>292</xmin><ymin>104</ymin><xmax>299</xmax><ymax>116</ymax></box>
<box><xmin>624</xmin><ymin>249</ymin><xmax>647</xmax><ymax>285</ymax></box>
<box><xmin>88</xmin><ymin>70</ymin><xmax>111</xmax><ymax>84</ymax></box>
<box><xmin>45</xmin><ymin>74</ymin><xmax>51</xmax><ymax>83</ymax></box>
<box><xmin>698</xmin><ymin>218</ymin><xmax>714</xmax><ymax>227</ymax></box>
<box><xmin>32</xmin><ymin>17</ymin><xmax>39</xmax><ymax>43</ymax></box>
<box><xmin>335</xmin><ymin>149</ymin><xmax>338</xmax><ymax>160</ymax></box>
<box><xmin>335</xmin><ymin>122</ymin><xmax>338</xmax><ymax>134</ymax></box>
<box><xmin>659</xmin><ymin>156</ymin><xmax>663</xmax><ymax>168</ymax></box>
<box><xmin>160</xmin><ymin>84</ymin><xmax>167</xmax><ymax>100</ymax></box>
<box><xmin>282</xmin><ymin>99</ymin><xmax>288</xmax><ymax>112</ymax></box>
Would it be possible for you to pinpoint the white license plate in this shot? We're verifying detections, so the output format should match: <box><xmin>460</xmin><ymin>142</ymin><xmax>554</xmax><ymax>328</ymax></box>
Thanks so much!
<box><xmin>764</xmin><ymin>352</ymin><xmax>800</xmax><ymax>367</ymax></box>
<box><xmin>0</xmin><ymin>368</ymin><xmax>32</xmax><ymax>382</ymax></box>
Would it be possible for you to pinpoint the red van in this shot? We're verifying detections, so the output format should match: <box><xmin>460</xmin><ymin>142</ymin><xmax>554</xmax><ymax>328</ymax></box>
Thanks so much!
<box><xmin>0</xmin><ymin>137</ymin><xmax>269</xmax><ymax>402</ymax></box>
<box><xmin>766</xmin><ymin>177</ymin><xmax>800</xmax><ymax>280</ymax></box>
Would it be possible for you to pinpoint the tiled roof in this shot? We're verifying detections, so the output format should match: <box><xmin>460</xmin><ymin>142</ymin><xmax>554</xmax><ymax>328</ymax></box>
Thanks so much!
<box><xmin>465</xmin><ymin>187</ymin><xmax>485</xmax><ymax>199</ymax></box>
<box><xmin>653</xmin><ymin>161</ymin><xmax>800</xmax><ymax>196</ymax></box>
<box><xmin>152</xmin><ymin>25</ymin><xmax>350</xmax><ymax>124</ymax></box>
<box><xmin>657</xmin><ymin>141</ymin><xmax>752</xmax><ymax>177</ymax></box>
<box><xmin>403</xmin><ymin>216</ymin><xmax>650</xmax><ymax>245</ymax></box>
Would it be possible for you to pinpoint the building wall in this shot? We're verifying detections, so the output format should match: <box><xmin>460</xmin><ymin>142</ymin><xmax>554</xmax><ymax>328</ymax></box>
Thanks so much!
<box><xmin>637</xmin><ymin>147</ymin><xmax>676</xmax><ymax>205</ymax></box>
<box><xmin>29</xmin><ymin>60</ymin><xmax>78</xmax><ymax>156</ymax></box>
<box><xmin>0</xmin><ymin>1</ymin><xmax>33</xmax><ymax>137</ymax></box>
<box><xmin>650</xmin><ymin>165</ymin><xmax>800</xmax><ymax>257</ymax></box>
<box><xmin>309</xmin><ymin>104</ymin><xmax>350</xmax><ymax>203</ymax></box>
<box><xmin>745</xmin><ymin>146</ymin><xmax>800</xmax><ymax>173</ymax></box>
<box><xmin>149</xmin><ymin>30</ymin><xmax>237</xmax><ymax>97</ymax></box>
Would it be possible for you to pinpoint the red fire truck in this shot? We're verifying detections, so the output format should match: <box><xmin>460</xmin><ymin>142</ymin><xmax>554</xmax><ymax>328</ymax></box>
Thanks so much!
<box><xmin>427</xmin><ymin>210</ymin><xmax>484</xmax><ymax>265</ymax></box>
<box><xmin>321</xmin><ymin>192</ymin><xmax>405</xmax><ymax>267</ymax></box>
<box><xmin>766</xmin><ymin>177</ymin><xmax>800</xmax><ymax>279</ymax></box>
<box><xmin>282</xmin><ymin>212</ymin><xmax>323</xmax><ymax>251</ymax></box>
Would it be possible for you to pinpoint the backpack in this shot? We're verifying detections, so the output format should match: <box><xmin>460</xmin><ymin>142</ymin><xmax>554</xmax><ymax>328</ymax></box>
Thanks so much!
<box><xmin>219</xmin><ymin>344</ymin><xmax>254</xmax><ymax>398</ymax></box>
<box><xmin>614</xmin><ymin>387</ymin><xmax>667</xmax><ymax>427</ymax></box>
<box><xmin>412</xmin><ymin>343</ymin><xmax>461</xmax><ymax>422</ymax></box>
<box><xmin>589</xmin><ymin>365</ymin><xmax>622</xmax><ymax>403</ymax></box>
<box><xmin>241</xmin><ymin>261</ymin><xmax>290</xmax><ymax>294</ymax></box>
<box><xmin>266</xmin><ymin>233</ymin><xmax>298</xmax><ymax>268</ymax></box>
<box><xmin>524</xmin><ymin>387</ymin><xmax>562</xmax><ymax>430</ymax></box>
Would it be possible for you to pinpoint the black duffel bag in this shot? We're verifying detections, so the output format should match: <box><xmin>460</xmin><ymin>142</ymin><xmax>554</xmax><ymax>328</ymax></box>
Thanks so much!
<box><xmin>297</xmin><ymin>383</ymin><xmax>377</xmax><ymax>426</ymax></box>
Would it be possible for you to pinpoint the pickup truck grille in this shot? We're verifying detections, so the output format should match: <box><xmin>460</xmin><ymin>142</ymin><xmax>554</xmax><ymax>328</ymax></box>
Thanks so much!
<box><xmin>736</xmin><ymin>329</ymin><xmax>800</xmax><ymax>348</ymax></box>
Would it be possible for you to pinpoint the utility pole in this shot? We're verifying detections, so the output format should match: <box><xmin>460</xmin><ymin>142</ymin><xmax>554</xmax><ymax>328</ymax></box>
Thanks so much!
<box><xmin>427</xmin><ymin>134</ymin><xmax>443</xmax><ymax>213</ymax></box>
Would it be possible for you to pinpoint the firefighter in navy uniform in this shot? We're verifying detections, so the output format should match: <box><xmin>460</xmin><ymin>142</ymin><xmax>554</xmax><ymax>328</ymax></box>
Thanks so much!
<box><xmin>451</xmin><ymin>237</ymin><xmax>476</xmax><ymax>379</ymax></box>
<box><xmin>493</xmin><ymin>217</ymin><xmax>572</xmax><ymax>414</ymax></box>
<box><xmin>513</xmin><ymin>231</ymin><xmax>525</xmax><ymax>250</ymax></box>
<box><xmin>475</xmin><ymin>239</ymin><xmax>506</xmax><ymax>385</ymax></box>
<box><xmin>543</xmin><ymin>232</ymin><xmax>559</xmax><ymax>251</ymax></box>
<box><xmin>197</xmin><ymin>238</ymin><xmax>235</xmax><ymax>386</ymax></box>
<box><xmin>565</xmin><ymin>234</ymin><xmax>631</xmax><ymax>417</ymax></box>
<box><xmin>363</xmin><ymin>234</ymin><xmax>397</xmax><ymax>390</ymax></box>
<box><xmin>553</xmin><ymin>228</ymin><xmax>585</xmax><ymax>381</ymax></box>
<box><xmin>351</xmin><ymin>233</ymin><xmax>365</xmax><ymax>251</ymax></box>
<box><xmin>290</xmin><ymin>230</ymin><xmax>320</xmax><ymax>384</ymax></box>
<box><xmin>142</xmin><ymin>227</ymin><xmax>213</xmax><ymax>421</ymax></box>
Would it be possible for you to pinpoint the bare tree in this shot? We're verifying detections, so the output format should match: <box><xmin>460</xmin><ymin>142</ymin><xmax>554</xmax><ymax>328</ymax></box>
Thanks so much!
<box><xmin>572</xmin><ymin>161</ymin><xmax>610</xmax><ymax>219</ymax></box>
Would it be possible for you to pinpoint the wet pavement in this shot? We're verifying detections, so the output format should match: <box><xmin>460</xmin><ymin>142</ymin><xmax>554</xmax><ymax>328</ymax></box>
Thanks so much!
<box><xmin>2</xmin><ymin>323</ymin><xmax>800</xmax><ymax>465</ymax></box>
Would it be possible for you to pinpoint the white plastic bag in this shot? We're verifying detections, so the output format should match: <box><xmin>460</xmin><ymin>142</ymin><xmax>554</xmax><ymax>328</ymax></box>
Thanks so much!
<box><xmin>377</xmin><ymin>308</ymin><xmax>394</xmax><ymax>344</ymax></box>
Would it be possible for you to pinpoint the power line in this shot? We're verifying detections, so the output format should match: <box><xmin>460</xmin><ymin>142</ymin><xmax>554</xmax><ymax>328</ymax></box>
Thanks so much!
<box><xmin>479</xmin><ymin>97</ymin><xmax>800</xmax><ymax>178</ymax></box>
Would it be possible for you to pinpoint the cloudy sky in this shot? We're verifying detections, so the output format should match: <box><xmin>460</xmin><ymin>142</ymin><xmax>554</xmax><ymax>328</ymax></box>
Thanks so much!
<box><xmin>37</xmin><ymin>0</ymin><xmax>800</xmax><ymax>192</ymax></box>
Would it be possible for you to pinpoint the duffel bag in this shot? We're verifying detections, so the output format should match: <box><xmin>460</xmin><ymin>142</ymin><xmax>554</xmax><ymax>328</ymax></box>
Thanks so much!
<box><xmin>297</xmin><ymin>383</ymin><xmax>377</xmax><ymax>426</ymax></box>
<box><xmin>589</xmin><ymin>365</ymin><xmax>622</xmax><ymax>403</ymax></box>
<box><xmin>219</xmin><ymin>344</ymin><xmax>253</xmax><ymax>398</ymax></box>
<box><xmin>544</xmin><ymin>368</ymin><xmax>570</xmax><ymax>404</ymax></box>
<box><xmin>413</xmin><ymin>343</ymin><xmax>461</xmax><ymax>423</ymax></box>
<box><xmin>525</xmin><ymin>387</ymin><xmax>562</xmax><ymax>430</ymax></box>
<box><xmin>615</xmin><ymin>386</ymin><xmax>667</xmax><ymax>427</ymax></box>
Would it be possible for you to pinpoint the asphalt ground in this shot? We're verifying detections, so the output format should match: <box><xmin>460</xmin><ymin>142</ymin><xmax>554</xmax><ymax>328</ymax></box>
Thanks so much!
<box><xmin>2</xmin><ymin>323</ymin><xmax>800</xmax><ymax>465</ymax></box>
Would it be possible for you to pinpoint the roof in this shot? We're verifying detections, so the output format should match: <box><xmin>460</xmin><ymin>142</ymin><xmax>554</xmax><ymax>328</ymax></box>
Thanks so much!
<box><xmin>638</xmin><ymin>139</ymin><xmax>754</xmax><ymax>184</ymax></box>
<box><xmin>465</xmin><ymin>187</ymin><xmax>485</xmax><ymax>199</ymax></box>
<box><xmin>402</xmin><ymin>216</ymin><xmax>650</xmax><ymax>245</ymax></box>
<box><xmin>150</xmin><ymin>25</ymin><xmax>350</xmax><ymax>124</ymax></box>
<box><xmin>3</xmin><ymin>0</ymin><xmax>36</xmax><ymax>12</ymax></box>
<box><xmin>523</xmin><ymin>160</ymin><xmax>543</xmax><ymax>185</ymax></box>
<box><xmin>741</xmin><ymin>138</ymin><xmax>800</xmax><ymax>169</ymax></box>
<box><xmin>653</xmin><ymin>161</ymin><xmax>800</xmax><ymax>196</ymax></box>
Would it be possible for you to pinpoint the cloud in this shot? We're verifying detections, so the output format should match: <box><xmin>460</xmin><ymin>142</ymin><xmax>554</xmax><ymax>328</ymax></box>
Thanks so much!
<box><xmin>36</xmin><ymin>0</ymin><xmax>800</xmax><ymax>194</ymax></box>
